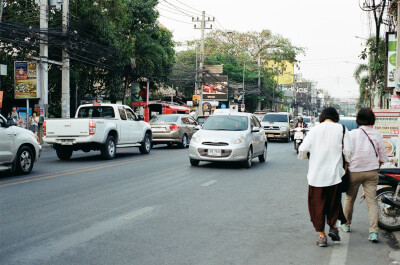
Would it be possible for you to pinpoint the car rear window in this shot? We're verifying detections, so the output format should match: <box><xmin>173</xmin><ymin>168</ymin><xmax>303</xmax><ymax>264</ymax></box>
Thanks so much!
<box><xmin>263</xmin><ymin>114</ymin><xmax>288</xmax><ymax>122</ymax></box>
<box><xmin>303</xmin><ymin>117</ymin><xmax>311</xmax><ymax>123</ymax></box>
<box><xmin>77</xmin><ymin>106</ymin><xmax>115</xmax><ymax>118</ymax></box>
<box><xmin>202</xmin><ymin>115</ymin><xmax>248</xmax><ymax>131</ymax></box>
<box><xmin>339</xmin><ymin>119</ymin><xmax>359</xmax><ymax>131</ymax></box>
<box><xmin>150</xmin><ymin>115</ymin><xmax>179</xmax><ymax>123</ymax></box>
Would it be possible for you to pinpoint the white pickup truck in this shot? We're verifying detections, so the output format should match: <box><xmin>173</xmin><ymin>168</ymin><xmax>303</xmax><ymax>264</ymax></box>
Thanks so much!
<box><xmin>43</xmin><ymin>103</ymin><xmax>152</xmax><ymax>160</ymax></box>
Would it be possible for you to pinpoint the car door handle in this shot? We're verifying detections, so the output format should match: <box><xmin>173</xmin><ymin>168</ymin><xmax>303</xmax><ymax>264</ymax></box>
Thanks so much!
<box><xmin>7</xmin><ymin>133</ymin><xmax>16</xmax><ymax>136</ymax></box>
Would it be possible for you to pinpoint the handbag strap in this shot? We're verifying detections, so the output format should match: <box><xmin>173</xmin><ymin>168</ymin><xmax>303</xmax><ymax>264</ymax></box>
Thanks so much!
<box><xmin>360</xmin><ymin>128</ymin><xmax>378</xmax><ymax>158</ymax></box>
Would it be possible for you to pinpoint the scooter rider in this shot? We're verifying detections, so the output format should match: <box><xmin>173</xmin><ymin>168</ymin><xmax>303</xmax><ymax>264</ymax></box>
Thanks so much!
<box><xmin>294</xmin><ymin>117</ymin><xmax>308</xmax><ymax>147</ymax></box>
<box><xmin>295</xmin><ymin>117</ymin><xmax>308</xmax><ymax>129</ymax></box>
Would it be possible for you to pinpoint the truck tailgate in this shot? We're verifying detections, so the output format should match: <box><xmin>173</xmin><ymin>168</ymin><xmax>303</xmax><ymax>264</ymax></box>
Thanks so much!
<box><xmin>46</xmin><ymin>119</ymin><xmax>90</xmax><ymax>137</ymax></box>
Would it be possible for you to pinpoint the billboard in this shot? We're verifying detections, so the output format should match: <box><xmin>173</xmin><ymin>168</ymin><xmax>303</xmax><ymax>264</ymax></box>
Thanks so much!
<box><xmin>387</xmin><ymin>32</ymin><xmax>396</xmax><ymax>88</ymax></box>
<box><xmin>131</xmin><ymin>82</ymin><xmax>149</xmax><ymax>107</ymax></box>
<box><xmin>14</xmin><ymin>61</ymin><xmax>39</xmax><ymax>99</ymax></box>
<box><xmin>373</xmin><ymin>109</ymin><xmax>400</xmax><ymax>168</ymax></box>
<box><xmin>265</xmin><ymin>60</ymin><xmax>294</xmax><ymax>85</ymax></box>
<box><xmin>203</xmin><ymin>74</ymin><xmax>228</xmax><ymax>101</ymax></box>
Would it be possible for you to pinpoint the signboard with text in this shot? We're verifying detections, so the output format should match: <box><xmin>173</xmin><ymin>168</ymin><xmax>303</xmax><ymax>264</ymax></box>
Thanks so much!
<box><xmin>387</xmin><ymin>32</ymin><xmax>396</xmax><ymax>88</ymax></box>
<box><xmin>14</xmin><ymin>61</ymin><xmax>39</xmax><ymax>99</ymax></box>
<box><xmin>203</xmin><ymin>74</ymin><xmax>228</xmax><ymax>101</ymax></box>
<box><xmin>373</xmin><ymin>109</ymin><xmax>400</xmax><ymax>168</ymax></box>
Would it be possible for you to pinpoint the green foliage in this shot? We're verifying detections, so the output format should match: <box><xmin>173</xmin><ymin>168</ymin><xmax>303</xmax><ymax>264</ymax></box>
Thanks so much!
<box><xmin>174</xmin><ymin>29</ymin><xmax>303</xmax><ymax>111</ymax></box>
<box><xmin>356</xmin><ymin>35</ymin><xmax>385</xmax><ymax>107</ymax></box>
<box><xmin>0</xmin><ymin>0</ymin><xmax>175</xmax><ymax>116</ymax></box>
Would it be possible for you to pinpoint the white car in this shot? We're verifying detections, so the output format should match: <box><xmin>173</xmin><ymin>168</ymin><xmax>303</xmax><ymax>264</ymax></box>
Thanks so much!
<box><xmin>44</xmin><ymin>104</ymin><xmax>152</xmax><ymax>160</ymax></box>
<box><xmin>0</xmin><ymin>114</ymin><xmax>41</xmax><ymax>174</ymax></box>
<box><xmin>188</xmin><ymin>112</ymin><xmax>267</xmax><ymax>168</ymax></box>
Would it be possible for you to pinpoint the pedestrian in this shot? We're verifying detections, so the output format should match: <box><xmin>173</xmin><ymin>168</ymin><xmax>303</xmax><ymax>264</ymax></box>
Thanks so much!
<box><xmin>298</xmin><ymin>107</ymin><xmax>353</xmax><ymax>247</ymax></box>
<box><xmin>340</xmin><ymin>108</ymin><xmax>388</xmax><ymax>242</ymax></box>
<box><xmin>8</xmin><ymin>106</ymin><xmax>22</xmax><ymax>126</ymax></box>
<box><xmin>29</xmin><ymin>112</ymin><xmax>39</xmax><ymax>136</ymax></box>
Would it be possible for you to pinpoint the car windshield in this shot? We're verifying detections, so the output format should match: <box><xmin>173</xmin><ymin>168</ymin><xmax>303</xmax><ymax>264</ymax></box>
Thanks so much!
<box><xmin>150</xmin><ymin>115</ymin><xmax>179</xmax><ymax>123</ymax></box>
<box><xmin>77</xmin><ymin>106</ymin><xmax>115</xmax><ymax>118</ymax></box>
<box><xmin>263</xmin><ymin>114</ymin><xmax>288</xmax><ymax>122</ymax></box>
<box><xmin>197</xmin><ymin>117</ymin><xmax>208</xmax><ymax>124</ymax></box>
<box><xmin>202</xmin><ymin>115</ymin><xmax>248</xmax><ymax>131</ymax></box>
<box><xmin>303</xmin><ymin>117</ymin><xmax>311</xmax><ymax>123</ymax></box>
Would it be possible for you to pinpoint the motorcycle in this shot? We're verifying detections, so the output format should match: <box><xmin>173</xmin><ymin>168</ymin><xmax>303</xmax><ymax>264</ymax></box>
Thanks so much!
<box><xmin>292</xmin><ymin>127</ymin><xmax>308</xmax><ymax>154</ymax></box>
<box><xmin>377</xmin><ymin>168</ymin><xmax>400</xmax><ymax>231</ymax></box>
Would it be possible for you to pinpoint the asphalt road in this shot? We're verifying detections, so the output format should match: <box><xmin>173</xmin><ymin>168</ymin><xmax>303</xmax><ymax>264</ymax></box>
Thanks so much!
<box><xmin>0</xmin><ymin>141</ymin><xmax>399</xmax><ymax>265</ymax></box>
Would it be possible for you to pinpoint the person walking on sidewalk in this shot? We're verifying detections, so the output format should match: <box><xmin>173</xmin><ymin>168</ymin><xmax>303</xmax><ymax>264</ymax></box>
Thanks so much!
<box><xmin>341</xmin><ymin>108</ymin><xmax>388</xmax><ymax>243</ymax></box>
<box><xmin>299</xmin><ymin>107</ymin><xmax>353</xmax><ymax>247</ymax></box>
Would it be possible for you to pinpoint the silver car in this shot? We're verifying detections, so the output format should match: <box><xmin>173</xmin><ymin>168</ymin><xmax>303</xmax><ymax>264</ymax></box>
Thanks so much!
<box><xmin>150</xmin><ymin>114</ymin><xmax>197</xmax><ymax>148</ymax></box>
<box><xmin>0</xmin><ymin>114</ymin><xmax>41</xmax><ymax>174</ymax></box>
<box><xmin>188</xmin><ymin>111</ymin><xmax>267</xmax><ymax>168</ymax></box>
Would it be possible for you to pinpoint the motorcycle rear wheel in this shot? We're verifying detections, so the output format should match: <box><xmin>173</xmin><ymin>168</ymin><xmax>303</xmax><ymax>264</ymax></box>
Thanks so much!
<box><xmin>377</xmin><ymin>187</ymin><xmax>400</xmax><ymax>231</ymax></box>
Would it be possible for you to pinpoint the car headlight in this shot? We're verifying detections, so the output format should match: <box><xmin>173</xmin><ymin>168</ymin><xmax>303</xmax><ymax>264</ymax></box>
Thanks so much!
<box><xmin>233</xmin><ymin>135</ymin><xmax>246</xmax><ymax>144</ymax></box>
<box><xmin>191</xmin><ymin>134</ymin><xmax>201</xmax><ymax>143</ymax></box>
<box><xmin>280</xmin><ymin>125</ymin><xmax>288</xmax><ymax>131</ymax></box>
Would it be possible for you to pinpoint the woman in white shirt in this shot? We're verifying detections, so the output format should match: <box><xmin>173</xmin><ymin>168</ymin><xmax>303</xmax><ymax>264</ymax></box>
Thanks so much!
<box><xmin>341</xmin><ymin>108</ymin><xmax>388</xmax><ymax>243</ymax></box>
<box><xmin>299</xmin><ymin>107</ymin><xmax>353</xmax><ymax>247</ymax></box>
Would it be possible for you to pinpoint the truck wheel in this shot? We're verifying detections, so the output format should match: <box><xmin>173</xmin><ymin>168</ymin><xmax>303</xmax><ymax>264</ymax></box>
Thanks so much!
<box><xmin>139</xmin><ymin>133</ymin><xmax>151</xmax><ymax>154</ymax></box>
<box><xmin>56</xmin><ymin>148</ymin><xmax>73</xmax><ymax>160</ymax></box>
<box><xmin>14</xmin><ymin>146</ymin><xmax>34</xmax><ymax>174</ymax></box>
<box><xmin>101</xmin><ymin>135</ymin><xmax>116</xmax><ymax>160</ymax></box>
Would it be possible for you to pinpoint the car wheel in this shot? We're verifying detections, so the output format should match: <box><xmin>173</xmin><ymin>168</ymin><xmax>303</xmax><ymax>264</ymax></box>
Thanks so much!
<box><xmin>258</xmin><ymin>145</ymin><xmax>267</xmax><ymax>162</ymax></box>
<box><xmin>139</xmin><ymin>133</ymin><xmax>151</xmax><ymax>154</ymax></box>
<box><xmin>179</xmin><ymin>134</ymin><xmax>188</xmax><ymax>148</ymax></box>
<box><xmin>56</xmin><ymin>147</ymin><xmax>73</xmax><ymax>160</ymax></box>
<box><xmin>190</xmin><ymin>159</ymin><xmax>200</xmax><ymax>166</ymax></box>
<box><xmin>14</xmin><ymin>146</ymin><xmax>34</xmax><ymax>174</ymax></box>
<box><xmin>101</xmin><ymin>135</ymin><xmax>116</xmax><ymax>160</ymax></box>
<box><xmin>243</xmin><ymin>147</ymin><xmax>253</xmax><ymax>168</ymax></box>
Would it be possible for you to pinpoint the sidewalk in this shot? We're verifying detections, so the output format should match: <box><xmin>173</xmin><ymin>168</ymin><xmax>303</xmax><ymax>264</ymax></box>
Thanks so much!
<box><xmin>389</xmin><ymin>231</ymin><xmax>400</xmax><ymax>263</ymax></box>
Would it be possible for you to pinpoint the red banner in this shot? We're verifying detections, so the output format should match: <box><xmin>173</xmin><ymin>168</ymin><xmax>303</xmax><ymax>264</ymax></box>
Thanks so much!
<box><xmin>0</xmin><ymin>91</ymin><xmax>3</xmax><ymax>108</ymax></box>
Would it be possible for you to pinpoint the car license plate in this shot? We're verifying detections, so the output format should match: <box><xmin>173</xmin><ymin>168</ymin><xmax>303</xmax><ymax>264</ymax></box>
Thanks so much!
<box><xmin>294</xmin><ymin>132</ymin><xmax>303</xmax><ymax>139</ymax></box>
<box><xmin>61</xmin><ymin>139</ymin><xmax>73</xmax><ymax>145</ymax></box>
<box><xmin>208</xmin><ymin>149</ymin><xmax>221</xmax><ymax>156</ymax></box>
<box><xmin>152</xmin><ymin>127</ymin><xmax>166</xmax><ymax>132</ymax></box>
<box><xmin>268</xmin><ymin>134</ymin><xmax>275</xmax><ymax>138</ymax></box>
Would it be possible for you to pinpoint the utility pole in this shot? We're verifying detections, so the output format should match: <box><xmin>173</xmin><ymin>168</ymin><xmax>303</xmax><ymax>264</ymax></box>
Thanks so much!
<box><xmin>242</xmin><ymin>61</ymin><xmax>246</xmax><ymax>111</ymax></box>
<box><xmin>193</xmin><ymin>11</ymin><xmax>213</xmax><ymax>115</ymax></box>
<box><xmin>396</xmin><ymin>1</ymin><xmax>400</xmax><ymax>96</ymax></box>
<box><xmin>0</xmin><ymin>0</ymin><xmax>3</xmax><ymax>21</ymax></box>
<box><xmin>39</xmin><ymin>0</ymin><xmax>49</xmax><ymax>117</ymax></box>
<box><xmin>61</xmin><ymin>0</ymin><xmax>70</xmax><ymax>118</ymax></box>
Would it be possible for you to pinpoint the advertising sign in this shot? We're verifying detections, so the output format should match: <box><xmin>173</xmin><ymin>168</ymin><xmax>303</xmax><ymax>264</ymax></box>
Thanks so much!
<box><xmin>131</xmin><ymin>82</ymin><xmax>149</xmax><ymax>108</ymax></box>
<box><xmin>203</xmin><ymin>74</ymin><xmax>228</xmax><ymax>101</ymax></box>
<box><xmin>387</xmin><ymin>33</ymin><xmax>396</xmax><ymax>88</ymax></box>
<box><xmin>14</xmin><ymin>61</ymin><xmax>38</xmax><ymax>99</ymax></box>
<box><xmin>0</xmin><ymin>91</ymin><xmax>3</xmax><ymax>108</ymax></box>
<box><xmin>373</xmin><ymin>109</ymin><xmax>400</xmax><ymax>168</ymax></box>
<box><xmin>265</xmin><ymin>60</ymin><xmax>294</xmax><ymax>85</ymax></box>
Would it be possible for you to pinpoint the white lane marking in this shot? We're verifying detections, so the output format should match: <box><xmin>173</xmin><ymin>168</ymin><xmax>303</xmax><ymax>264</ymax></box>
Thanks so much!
<box><xmin>328</xmin><ymin>229</ymin><xmax>350</xmax><ymax>265</ymax></box>
<box><xmin>11</xmin><ymin>206</ymin><xmax>154</xmax><ymax>264</ymax></box>
<box><xmin>201</xmin><ymin>180</ymin><xmax>217</xmax><ymax>187</ymax></box>
<box><xmin>120</xmin><ymin>206</ymin><xmax>154</xmax><ymax>220</ymax></box>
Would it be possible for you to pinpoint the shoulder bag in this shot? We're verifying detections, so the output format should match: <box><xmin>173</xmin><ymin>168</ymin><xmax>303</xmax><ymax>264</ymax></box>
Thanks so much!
<box><xmin>341</xmin><ymin>125</ymin><xmax>350</xmax><ymax>192</ymax></box>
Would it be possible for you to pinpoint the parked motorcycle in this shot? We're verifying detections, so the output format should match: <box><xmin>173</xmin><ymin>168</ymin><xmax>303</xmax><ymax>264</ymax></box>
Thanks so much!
<box><xmin>377</xmin><ymin>168</ymin><xmax>400</xmax><ymax>231</ymax></box>
<box><xmin>292</xmin><ymin>127</ymin><xmax>308</xmax><ymax>154</ymax></box>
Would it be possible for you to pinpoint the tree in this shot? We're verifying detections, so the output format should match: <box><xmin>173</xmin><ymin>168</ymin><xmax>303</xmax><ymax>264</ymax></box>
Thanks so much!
<box><xmin>0</xmin><ymin>0</ymin><xmax>175</xmax><ymax>116</ymax></box>
<box><xmin>173</xmin><ymin>29</ymin><xmax>303</xmax><ymax>112</ymax></box>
